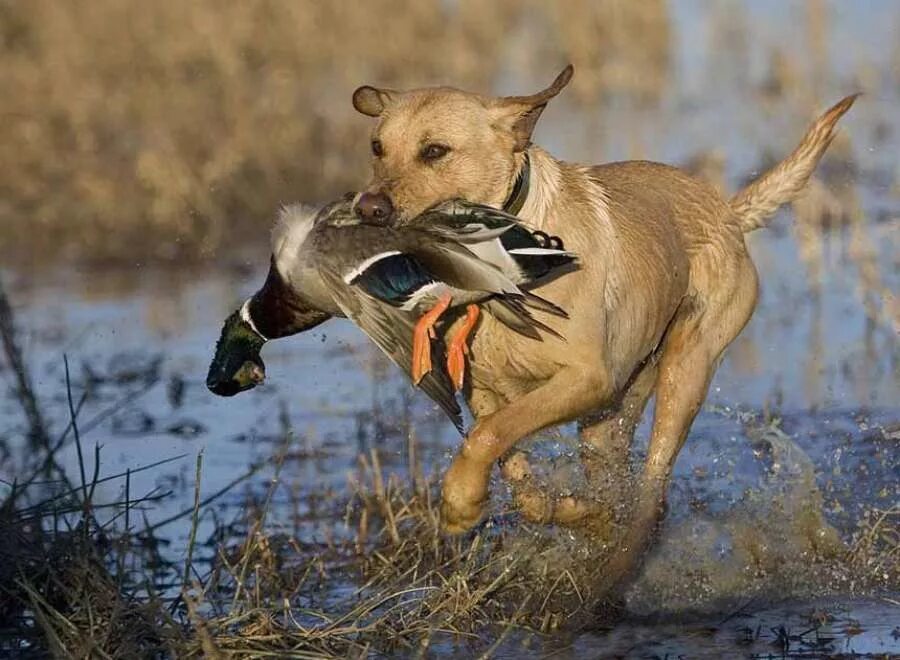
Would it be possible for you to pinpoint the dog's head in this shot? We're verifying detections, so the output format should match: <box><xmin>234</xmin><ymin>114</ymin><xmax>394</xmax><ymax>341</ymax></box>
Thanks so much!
<box><xmin>352</xmin><ymin>66</ymin><xmax>573</xmax><ymax>219</ymax></box>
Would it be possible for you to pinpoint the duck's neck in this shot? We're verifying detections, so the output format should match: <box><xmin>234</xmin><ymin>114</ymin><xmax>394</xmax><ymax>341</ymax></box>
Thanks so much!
<box><xmin>245</xmin><ymin>258</ymin><xmax>331</xmax><ymax>340</ymax></box>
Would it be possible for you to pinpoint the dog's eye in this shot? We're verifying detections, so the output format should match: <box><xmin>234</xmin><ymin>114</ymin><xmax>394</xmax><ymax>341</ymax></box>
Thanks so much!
<box><xmin>371</xmin><ymin>139</ymin><xmax>384</xmax><ymax>158</ymax></box>
<box><xmin>419</xmin><ymin>143</ymin><xmax>450</xmax><ymax>162</ymax></box>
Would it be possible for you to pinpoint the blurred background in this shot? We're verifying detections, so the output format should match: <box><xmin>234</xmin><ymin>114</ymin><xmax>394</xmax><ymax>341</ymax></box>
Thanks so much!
<box><xmin>0</xmin><ymin>1</ymin><xmax>898</xmax><ymax>655</ymax></box>
<box><xmin>0</xmin><ymin>0</ymin><xmax>897</xmax><ymax>265</ymax></box>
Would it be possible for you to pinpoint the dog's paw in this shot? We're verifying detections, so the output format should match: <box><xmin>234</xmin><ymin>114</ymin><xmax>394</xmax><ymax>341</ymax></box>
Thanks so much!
<box><xmin>439</xmin><ymin>458</ymin><xmax>490</xmax><ymax>534</ymax></box>
<box><xmin>499</xmin><ymin>450</ymin><xmax>533</xmax><ymax>483</ymax></box>
<box><xmin>440</xmin><ymin>496</ymin><xmax>486</xmax><ymax>535</ymax></box>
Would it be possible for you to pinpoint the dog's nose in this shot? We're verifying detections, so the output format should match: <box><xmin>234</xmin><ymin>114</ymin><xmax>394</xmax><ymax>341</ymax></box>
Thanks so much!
<box><xmin>354</xmin><ymin>191</ymin><xmax>394</xmax><ymax>222</ymax></box>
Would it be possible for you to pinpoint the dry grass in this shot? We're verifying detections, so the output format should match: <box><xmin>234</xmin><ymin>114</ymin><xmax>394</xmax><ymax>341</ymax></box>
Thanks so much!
<box><xmin>5</xmin><ymin>435</ymin><xmax>897</xmax><ymax>657</ymax></box>
<box><xmin>0</xmin><ymin>439</ymin><xmax>609</xmax><ymax>656</ymax></box>
<box><xmin>0</xmin><ymin>0</ymin><xmax>669</xmax><ymax>265</ymax></box>
<box><xmin>163</xmin><ymin>453</ymin><xmax>608</xmax><ymax>657</ymax></box>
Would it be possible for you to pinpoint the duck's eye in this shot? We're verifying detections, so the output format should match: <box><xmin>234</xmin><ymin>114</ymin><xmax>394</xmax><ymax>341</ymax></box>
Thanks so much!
<box><xmin>419</xmin><ymin>143</ymin><xmax>450</xmax><ymax>162</ymax></box>
<box><xmin>371</xmin><ymin>139</ymin><xmax>383</xmax><ymax>157</ymax></box>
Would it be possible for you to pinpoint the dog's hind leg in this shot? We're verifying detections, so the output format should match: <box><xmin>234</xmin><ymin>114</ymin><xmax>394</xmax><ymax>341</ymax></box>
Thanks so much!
<box><xmin>578</xmin><ymin>355</ymin><xmax>659</xmax><ymax>483</ymax></box>
<box><xmin>596</xmin><ymin>254</ymin><xmax>759</xmax><ymax>594</ymax></box>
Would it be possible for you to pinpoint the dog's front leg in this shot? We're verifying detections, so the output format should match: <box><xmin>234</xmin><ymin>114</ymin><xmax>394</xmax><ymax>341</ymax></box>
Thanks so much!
<box><xmin>441</xmin><ymin>366</ymin><xmax>613</xmax><ymax>534</ymax></box>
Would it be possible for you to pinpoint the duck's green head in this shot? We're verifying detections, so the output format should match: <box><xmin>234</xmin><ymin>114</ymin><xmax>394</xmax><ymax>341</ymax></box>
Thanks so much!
<box><xmin>206</xmin><ymin>310</ymin><xmax>267</xmax><ymax>397</ymax></box>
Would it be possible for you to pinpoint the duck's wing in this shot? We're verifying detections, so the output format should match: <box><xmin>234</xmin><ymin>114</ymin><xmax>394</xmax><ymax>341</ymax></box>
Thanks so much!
<box><xmin>332</xmin><ymin>227</ymin><xmax>523</xmax><ymax>302</ymax></box>
<box><xmin>406</xmin><ymin>240</ymin><xmax>569</xmax><ymax>339</ymax></box>
<box><xmin>407</xmin><ymin>200</ymin><xmax>519</xmax><ymax>242</ymax></box>
<box><xmin>343</xmin><ymin>250</ymin><xmax>439</xmax><ymax>308</ymax></box>
<box><xmin>409</xmin><ymin>201</ymin><xmax>577</xmax><ymax>284</ymax></box>
<box><xmin>318</xmin><ymin>267</ymin><xmax>465</xmax><ymax>434</ymax></box>
<box><xmin>486</xmin><ymin>298</ymin><xmax>565</xmax><ymax>340</ymax></box>
<box><xmin>405</xmin><ymin>238</ymin><xmax>523</xmax><ymax>297</ymax></box>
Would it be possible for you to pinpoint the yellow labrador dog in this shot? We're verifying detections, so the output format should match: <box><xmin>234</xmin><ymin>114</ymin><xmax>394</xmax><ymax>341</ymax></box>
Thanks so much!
<box><xmin>350</xmin><ymin>65</ymin><xmax>855</xmax><ymax>590</ymax></box>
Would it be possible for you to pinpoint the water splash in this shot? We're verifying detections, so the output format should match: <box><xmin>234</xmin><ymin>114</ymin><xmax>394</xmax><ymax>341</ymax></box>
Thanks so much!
<box><xmin>626</xmin><ymin>421</ymin><xmax>869</xmax><ymax>616</ymax></box>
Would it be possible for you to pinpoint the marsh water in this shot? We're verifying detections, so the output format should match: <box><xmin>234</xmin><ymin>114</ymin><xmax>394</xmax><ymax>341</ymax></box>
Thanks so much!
<box><xmin>3</xmin><ymin>2</ymin><xmax>900</xmax><ymax>657</ymax></box>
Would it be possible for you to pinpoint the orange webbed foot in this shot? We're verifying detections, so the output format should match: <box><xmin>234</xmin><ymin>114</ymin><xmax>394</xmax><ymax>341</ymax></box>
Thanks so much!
<box><xmin>446</xmin><ymin>304</ymin><xmax>480</xmax><ymax>391</ymax></box>
<box><xmin>411</xmin><ymin>293</ymin><xmax>452</xmax><ymax>384</ymax></box>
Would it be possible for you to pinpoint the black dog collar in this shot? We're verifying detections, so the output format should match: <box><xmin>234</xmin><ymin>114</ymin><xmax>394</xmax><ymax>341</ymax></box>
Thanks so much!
<box><xmin>502</xmin><ymin>152</ymin><xmax>531</xmax><ymax>216</ymax></box>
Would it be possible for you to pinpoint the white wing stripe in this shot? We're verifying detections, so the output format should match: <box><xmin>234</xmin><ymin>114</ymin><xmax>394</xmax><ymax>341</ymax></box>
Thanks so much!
<box><xmin>399</xmin><ymin>281</ymin><xmax>444</xmax><ymax>310</ymax></box>
<box><xmin>343</xmin><ymin>250</ymin><xmax>403</xmax><ymax>284</ymax></box>
<box><xmin>507</xmin><ymin>247</ymin><xmax>570</xmax><ymax>255</ymax></box>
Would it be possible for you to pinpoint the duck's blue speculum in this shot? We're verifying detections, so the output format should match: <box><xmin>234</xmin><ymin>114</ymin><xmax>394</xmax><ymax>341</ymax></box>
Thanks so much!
<box><xmin>349</xmin><ymin>252</ymin><xmax>436</xmax><ymax>306</ymax></box>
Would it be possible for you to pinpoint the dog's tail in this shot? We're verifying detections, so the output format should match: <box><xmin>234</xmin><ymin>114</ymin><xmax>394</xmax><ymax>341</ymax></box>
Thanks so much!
<box><xmin>729</xmin><ymin>94</ymin><xmax>858</xmax><ymax>233</ymax></box>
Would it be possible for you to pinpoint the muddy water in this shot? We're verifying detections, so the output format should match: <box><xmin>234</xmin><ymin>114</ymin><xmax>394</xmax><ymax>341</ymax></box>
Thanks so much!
<box><xmin>3</xmin><ymin>1</ymin><xmax>900</xmax><ymax>656</ymax></box>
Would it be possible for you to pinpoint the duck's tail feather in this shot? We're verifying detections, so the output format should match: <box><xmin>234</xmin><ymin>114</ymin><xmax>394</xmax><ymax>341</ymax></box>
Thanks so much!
<box><xmin>508</xmin><ymin>249</ymin><xmax>577</xmax><ymax>281</ymax></box>
<box><xmin>485</xmin><ymin>299</ymin><xmax>542</xmax><ymax>340</ymax></box>
<box><xmin>487</xmin><ymin>297</ymin><xmax>566</xmax><ymax>341</ymax></box>
<box><xmin>521</xmin><ymin>291</ymin><xmax>569</xmax><ymax>318</ymax></box>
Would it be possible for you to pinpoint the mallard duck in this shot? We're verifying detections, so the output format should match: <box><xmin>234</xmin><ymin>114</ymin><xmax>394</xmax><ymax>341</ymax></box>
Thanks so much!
<box><xmin>207</xmin><ymin>196</ymin><xmax>577</xmax><ymax>431</ymax></box>
<box><xmin>309</xmin><ymin>197</ymin><xmax>574</xmax><ymax>380</ymax></box>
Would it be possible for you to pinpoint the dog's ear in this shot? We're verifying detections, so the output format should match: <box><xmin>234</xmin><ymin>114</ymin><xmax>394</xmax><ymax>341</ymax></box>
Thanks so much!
<box><xmin>491</xmin><ymin>65</ymin><xmax>574</xmax><ymax>151</ymax></box>
<box><xmin>352</xmin><ymin>85</ymin><xmax>397</xmax><ymax>117</ymax></box>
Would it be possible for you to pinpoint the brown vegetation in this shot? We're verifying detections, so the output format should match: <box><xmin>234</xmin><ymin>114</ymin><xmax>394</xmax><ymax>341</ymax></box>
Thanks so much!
<box><xmin>0</xmin><ymin>0</ymin><xmax>669</xmax><ymax>265</ymax></box>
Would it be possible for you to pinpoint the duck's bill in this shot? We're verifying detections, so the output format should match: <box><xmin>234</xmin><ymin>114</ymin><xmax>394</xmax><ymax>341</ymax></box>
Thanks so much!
<box><xmin>206</xmin><ymin>311</ymin><xmax>267</xmax><ymax>397</ymax></box>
